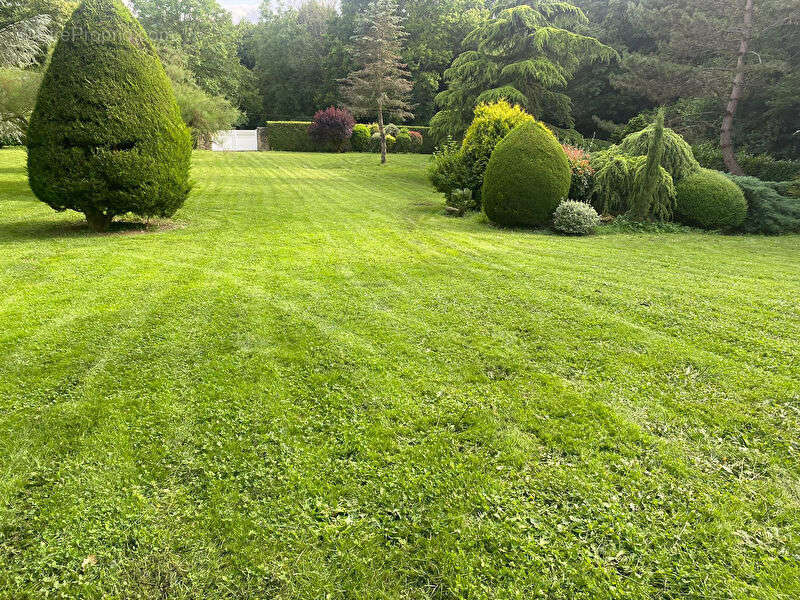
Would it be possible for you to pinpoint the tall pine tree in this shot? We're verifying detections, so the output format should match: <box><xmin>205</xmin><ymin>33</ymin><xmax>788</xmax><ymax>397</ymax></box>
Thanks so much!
<box><xmin>340</xmin><ymin>0</ymin><xmax>413</xmax><ymax>164</ymax></box>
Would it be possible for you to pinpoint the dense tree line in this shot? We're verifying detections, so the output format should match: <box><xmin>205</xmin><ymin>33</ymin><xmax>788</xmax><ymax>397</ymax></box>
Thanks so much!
<box><xmin>2</xmin><ymin>0</ymin><xmax>799</xmax><ymax>160</ymax></box>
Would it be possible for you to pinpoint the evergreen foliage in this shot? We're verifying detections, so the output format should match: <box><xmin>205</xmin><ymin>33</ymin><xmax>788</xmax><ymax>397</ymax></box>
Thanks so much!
<box><xmin>340</xmin><ymin>0</ymin><xmax>413</xmax><ymax>163</ymax></box>
<box><xmin>427</xmin><ymin>137</ymin><xmax>471</xmax><ymax>201</ymax></box>
<box><xmin>430</xmin><ymin>0</ymin><xmax>616</xmax><ymax>140</ymax></box>
<box><xmin>26</xmin><ymin>0</ymin><xmax>191</xmax><ymax>232</ymax></box>
<box><xmin>615</xmin><ymin>120</ymin><xmax>700</xmax><ymax>182</ymax></box>
<box><xmin>727</xmin><ymin>175</ymin><xmax>800</xmax><ymax>234</ymax></box>
<box><xmin>351</xmin><ymin>123</ymin><xmax>371</xmax><ymax>152</ymax></box>
<box><xmin>675</xmin><ymin>169</ymin><xmax>747</xmax><ymax>230</ymax></box>
<box><xmin>482</xmin><ymin>120</ymin><xmax>571</xmax><ymax>227</ymax></box>
<box><xmin>0</xmin><ymin>0</ymin><xmax>54</xmax><ymax>68</ymax></box>
<box><xmin>460</xmin><ymin>101</ymin><xmax>534</xmax><ymax>201</ymax></box>
<box><xmin>0</xmin><ymin>68</ymin><xmax>42</xmax><ymax>146</ymax></box>
<box><xmin>592</xmin><ymin>153</ymin><xmax>675</xmax><ymax>219</ymax></box>
<box><xmin>553</xmin><ymin>200</ymin><xmax>600</xmax><ymax>234</ymax></box>
<box><xmin>631</xmin><ymin>108</ymin><xmax>666</xmax><ymax>221</ymax></box>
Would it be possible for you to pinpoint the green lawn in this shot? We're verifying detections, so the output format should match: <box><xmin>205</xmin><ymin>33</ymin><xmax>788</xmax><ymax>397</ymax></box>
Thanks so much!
<box><xmin>1</xmin><ymin>147</ymin><xmax>799</xmax><ymax>599</ymax></box>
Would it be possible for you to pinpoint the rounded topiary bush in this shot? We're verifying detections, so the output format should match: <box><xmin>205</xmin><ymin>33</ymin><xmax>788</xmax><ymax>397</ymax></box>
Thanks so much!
<box><xmin>394</xmin><ymin>130</ymin><xmax>413</xmax><ymax>153</ymax></box>
<box><xmin>26</xmin><ymin>0</ymin><xmax>191</xmax><ymax>232</ymax></box>
<box><xmin>351</xmin><ymin>124</ymin><xmax>371</xmax><ymax>152</ymax></box>
<box><xmin>481</xmin><ymin>121</ymin><xmax>571</xmax><ymax>227</ymax></box>
<box><xmin>675</xmin><ymin>169</ymin><xmax>747</xmax><ymax>230</ymax></box>
<box><xmin>553</xmin><ymin>200</ymin><xmax>601</xmax><ymax>235</ymax></box>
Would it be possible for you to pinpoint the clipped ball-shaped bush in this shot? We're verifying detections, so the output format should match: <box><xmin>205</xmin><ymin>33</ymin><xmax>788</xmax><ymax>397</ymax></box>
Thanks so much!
<box><xmin>384</xmin><ymin>123</ymin><xmax>400</xmax><ymax>137</ymax></box>
<box><xmin>351</xmin><ymin>124</ymin><xmax>371</xmax><ymax>152</ymax></box>
<box><xmin>675</xmin><ymin>169</ymin><xmax>747</xmax><ymax>230</ymax></box>
<box><xmin>27</xmin><ymin>0</ymin><xmax>191</xmax><ymax>232</ymax></box>
<box><xmin>482</xmin><ymin>121</ymin><xmax>571</xmax><ymax>227</ymax></box>
<box><xmin>615</xmin><ymin>123</ymin><xmax>700</xmax><ymax>182</ymax></box>
<box><xmin>553</xmin><ymin>200</ymin><xmax>601</xmax><ymax>235</ymax></box>
<box><xmin>394</xmin><ymin>130</ymin><xmax>413</xmax><ymax>153</ymax></box>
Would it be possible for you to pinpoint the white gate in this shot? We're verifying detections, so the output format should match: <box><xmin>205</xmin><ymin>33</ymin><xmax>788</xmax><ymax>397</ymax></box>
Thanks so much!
<box><xmin>212</xmin><ymin>130</ymin><xmax>258</xmax><ymax>152</ymax></box>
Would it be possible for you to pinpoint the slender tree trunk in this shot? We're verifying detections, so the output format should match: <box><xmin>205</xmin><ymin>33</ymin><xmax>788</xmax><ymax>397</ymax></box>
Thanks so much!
<box><xmin>721</xmin><ymin>0</ymin><xmax>754</xmax><ymax>175</ymax></box>
<box><xmin>84</xmin><ymin>208</ymin><xmax>113</xmax><ymax>232</ymax></box>
<box><xmin>377</xmin><ymin>100</ymin><xmax>387</xmax><ymax>164</ymax></box>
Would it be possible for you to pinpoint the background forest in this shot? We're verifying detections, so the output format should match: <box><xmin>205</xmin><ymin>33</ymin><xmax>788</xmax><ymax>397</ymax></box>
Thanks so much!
<box><xmin>2</xmin><ymin>0</ymin><xmax>799</xmax><ymax>162</ymax></box>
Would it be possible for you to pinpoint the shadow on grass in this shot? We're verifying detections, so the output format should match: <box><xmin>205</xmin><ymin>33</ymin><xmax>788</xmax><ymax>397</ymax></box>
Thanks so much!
<box><xmin>0</xmin><ymin>218</ymin><xmax>182</xmax><ymax>242</ymax></box>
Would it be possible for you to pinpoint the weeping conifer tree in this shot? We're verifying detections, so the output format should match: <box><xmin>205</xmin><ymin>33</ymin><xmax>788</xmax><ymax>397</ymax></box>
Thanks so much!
<box><xmin>632</xmin><ymin>109</ymin><xmax>666</xmax><ymax>221</ymax></box>
<box><xmin>26</xmin><ymin>0</ymin><xmax>191</xmax><ymax>232</ymax></box>
<box><xmin>430</xmin><ymin>0</ymin><xmax>617</xmax><ymax>140</ymax></box>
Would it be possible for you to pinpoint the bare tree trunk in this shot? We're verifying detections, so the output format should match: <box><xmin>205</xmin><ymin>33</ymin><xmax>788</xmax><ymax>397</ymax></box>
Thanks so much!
<box><xmin>84</xmin><ymin>208</ymin><xmax>113</xmax><ymax>232</ymax></box>
<box><xmin>721</xmin><ymin>0</ymin><xmax>754</xmax><ymax>175</ymax></box>
<box><xmin>377</xmin><ymin>100</ymin><xmax>387</xmax><ymax>164</ymax></box>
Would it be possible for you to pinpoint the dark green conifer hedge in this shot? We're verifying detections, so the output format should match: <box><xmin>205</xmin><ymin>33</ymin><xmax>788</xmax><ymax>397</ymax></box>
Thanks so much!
<box><xmin>27</xmin><ymin>0</ymin><xmax>191</xmax><ymax>232</ymax></box>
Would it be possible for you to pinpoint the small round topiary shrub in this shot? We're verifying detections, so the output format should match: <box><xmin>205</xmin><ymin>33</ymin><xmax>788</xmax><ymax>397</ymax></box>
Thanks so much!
<box><xmin>26</xmin><ymin>0</ymin><xmax>191</xmax><ymax>232</ymax></box>
<box><xmin>675</xmin><ymin>168</ymin><xmax>748</xmax><ymax>230</ymax></box>
<box><xmin>351</xmin><ymin>124</ymin><xmax>371</xmax><ymax>152</ymax></box>
<box><xmin>394</xmin><ymin>130</ymin><xmax>413</xmax><ymax>153</ymax></box>
<box><xmin>481</xmin><ymin>121</ymin><xmax>571</xmax><ymax>227</ymax></box>
<box><xmin>553</xmin><ymin>200</ymin><xmax>601</xmax><ymax>235</ymax></box>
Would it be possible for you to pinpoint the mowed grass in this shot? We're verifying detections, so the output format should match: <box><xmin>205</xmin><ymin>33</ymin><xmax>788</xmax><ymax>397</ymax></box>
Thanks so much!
<box><xmin>1</xmin><ymin>147</ymin><xmax>799</xmax><ymax>599</ymax></box>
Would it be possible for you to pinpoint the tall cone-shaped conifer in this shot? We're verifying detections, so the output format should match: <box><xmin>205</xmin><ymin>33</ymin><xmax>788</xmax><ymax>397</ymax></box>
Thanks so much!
<box><xmin>27</xmin><ymin>0</ymin><xmax>191</xmax><ymax>232</ymax></box>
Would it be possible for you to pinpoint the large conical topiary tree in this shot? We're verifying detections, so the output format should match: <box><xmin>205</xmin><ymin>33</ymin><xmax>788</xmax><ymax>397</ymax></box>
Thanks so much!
<box><xmin>26</xmin><ymin>0</ymin><xmax>191</xmax><ymax>232</ymax></box>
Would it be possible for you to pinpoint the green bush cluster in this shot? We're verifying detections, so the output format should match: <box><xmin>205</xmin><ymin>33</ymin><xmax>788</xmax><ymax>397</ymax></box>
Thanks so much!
<box><xmin>592</xmin><ymin>154</ymin><xmax>676</xmax><ymax>219</ymax></box>
<box><xmin>482</xmin><ymin>121</ymin><xmax>571</xmax><ymax>227</ymax></box>
<box><xmin>263</xmin><ymin>121</ymin><xmax>426</xmax><ymax>154</ymax></box>
<box><xmin>693</xmin><ymin>142</ymin><xmax>800</xmax><ymax>182</ymax></box>
<box><xmin>726</xmin><ymin>175</ymin><xmax>800</xmax><ymax>234</ymax></box>
<box><xmin>427</xmin><ymin>101</ymin><xmax>534</xmax><ymax>205</ymax></box>
<box><xmin>591</xmin><ymin>116</ymin><xmax>697</xmax><ymax>220</ymax></box>
<box><xmin>461</xmin><ymin>101</ymin><xmax>535</xmax><ymax>201</ymax></box>
<box><xmin>427</xmin><ymin>138</ymin><xmax>471</xmax><ymax>202</ymax></box>
<box><xmin>351</xmin><ymin>124</ymin><xmax>371</xmax><ymax>152</ymax></box>
<box><xmin>26</xmin><ymin>0</ymin><xmax>191</xmax><ymax>232</ymax></box>
<box><xmin>675</xmin><ymin>169</ymin><xmax>747</xmax><ymax>230</ymax></box>
<box><xmin>553</xmin><ymin>200</ymin><xmax>601</xmax><ymax>235</ymax></box>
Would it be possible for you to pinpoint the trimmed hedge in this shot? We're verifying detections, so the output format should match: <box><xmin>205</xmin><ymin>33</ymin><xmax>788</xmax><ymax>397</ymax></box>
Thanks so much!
<box><xmin>675</xmin><ymin>169</ymin><xmax>747</xmax><ymax>230</ymax></box>
<box><xmin>27</xmin><ymin>0</ymin><xmax>191</xmax><ymax>232</ymax></box>
<box><xmin>263</xmin><ymin>121</ymin><xmax>434</xmax><ymax>154</ymax></box>
<box><xmin>482</xmin><ymin>121</ymin><xmax>571</xmax><ymax>227</ymax></box>
<box><xmin>263</xmin><ymin>121</ymin><xmax>323</xmax><ymax>152</ymax></box>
